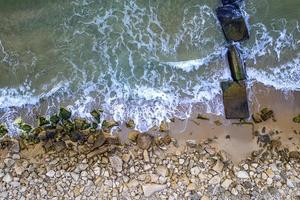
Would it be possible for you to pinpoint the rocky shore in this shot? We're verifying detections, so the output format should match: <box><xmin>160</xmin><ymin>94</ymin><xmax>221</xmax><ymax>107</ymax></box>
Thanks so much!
<box><xmin>0</xmin><ymin>105</ymin><xmax>299</xmax><ymax>199</ymax></box>
<box><xmin>0</xmin><ymin>127</ymin><xmax>300</xmax><ymax>199</ymax></box>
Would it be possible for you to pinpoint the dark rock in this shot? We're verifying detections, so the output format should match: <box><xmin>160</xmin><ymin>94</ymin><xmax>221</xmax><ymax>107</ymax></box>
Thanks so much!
<box><xmin>289</xmin><ymin>151</ymin><xmax>300</xmax><ymax>160</ymax></box>
<box><xmin>161</xmin><ymin>135</ymin><xmax>172</xmax><ymax>145</ymax></box>
<box><xmin>0</xmin><ymin>124</ymin><xmax>8</xmax><ymax>137</ymax></box>
<box><xmin>43</xmin><ymin>141</ymin><xmax>53</xmax><ymax>152</ymax></box>
<box><xmin>63</xmin><ymin>120</ymin><xmax>74</xmax><ymax>132</ymax></box>
<box><xmin>19</xmin><ymin>124</ymin><xmax>32</xmax><ymax>134</ymax></box>
<box><xmin>90</xmin><ymin>109</ymin><xmax>102</xmax><ymax>123</ymax></box>
<box><xmin>50</xmin><ymin>114</ymin><xmax>60</xmax><ymax>124</ymax></box>
<box><xmin>252</xmin><ymin>108</ymin><xmax>274</xmax><ymax>123</ymax></box>
<box><xmin>258</xmin><ymin>134</ymin><xmax>271</xmax><ymax>144</ymax></box>
<box><xmin>74</xmin><ymin>118</ymin><xmax>89</xmax><ymax>130</ymax></box>
<box><xmin>106</xmin><ymin>135</ymin><xmax>121</xmax><ymax>145</ymax></box>
<box><xmin>197</xmin><ymin>114</ymin><xmax>209</xmax><ymax>120</ymax></box>
<box><xmin>46</xmin><ymin>129</ymin><xmax>57</xmax><ymax>139</ymax></box>
<box><xmin>260</xmin><ymin>108</ymin><xmax>274</xmax><ymax>121</ymax></box>
<box><xmin>137</xmin><ymin>133</ymin><xmax>153</xmax><ymax>150</ymax></box>
<box><xmin>216</xmin><ymin>4</ymin><xmax>249</xmax><ymax>42</ymax></box>
<box><xmin>38</xmin><ymin>116</ymin><xmax>49</xmax><ymax>126</ymax></box>
<box><xmin>69</xmin><ymin>131</ymin><xmax>85</xmax><ymax>142</ymax></box>
<box><xmin>59</xmin><ymin>107</ymin><xmax>71</xmax><ymax>120</ymax></box>
<box><xmin>54</xmin><ymin>141</ymin><xmax>66</xmax><ymax>152</ymax></box>
<box><xmin>92</xmin><ymin>133</ymin><xmax>106</xmax><ymax>150</ymax></box>
<box><xmin>126</xmin><ymin>119</ymin><xmax>135</xmax><ymax>129</ymax></box>
<box><xmin>221</xmin><ymin>81</ymin><xmax>249</xmax><ymax>119</ymax></box>
<box><xmin>38</xmin><ymin>131</ymin><xmax>47</xmax><ymax>141</ymax></box>
<box><xmin>102</xmin><ymin>120</ymin><xmax>119</xmax><ymax>129</ymax></box>
<box><xmin>227</xmin><ymin>45</ymin><xmax>247</xmax><ymax>81</ymax></box>
<box><xmin>293</xmin><ymin>115</ymin><xmax>300</xmax><ymax>123</ymax></box>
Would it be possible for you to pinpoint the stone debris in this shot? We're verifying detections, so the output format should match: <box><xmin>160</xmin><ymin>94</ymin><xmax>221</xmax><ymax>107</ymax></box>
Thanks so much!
<box><xmin>0</xmin><ymin>131</ymin><xmax>299</xmax><ymax>200</ymax></box>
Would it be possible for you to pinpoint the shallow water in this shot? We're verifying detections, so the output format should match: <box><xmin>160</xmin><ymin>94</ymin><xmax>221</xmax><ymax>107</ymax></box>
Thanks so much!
<box><xmin>0</xmin><ymin>0</ymin><xmax>299</xmax><ymax>133</ymax></box>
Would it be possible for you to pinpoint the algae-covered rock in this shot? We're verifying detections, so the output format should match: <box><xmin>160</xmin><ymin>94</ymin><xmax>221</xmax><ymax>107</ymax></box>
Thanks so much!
<box><xmin>38</xmin><ymin>116</ymin><xmax>49</xmax><ymax>126</ymax></box>
<box><xmin>126</xmin><ymin>119</ymin><xmax>135</xmax><ymax>129</ymax></box>
<box><xmin>102</xmin><ymin>120</ymin><xmax>119</xmax><ymax>129</ymax></box>
<box><xmin>197</xmin><ymin>114</ymin><xmax>209</xmax><ymax>120</ymax></box>
<box><xmin>14</xmin><ymin>118</ymin><xmax>32</xmax><ymax>133</ymax></box>
<box><xmin>252</xmin><ymin>108</ymin><xmax>274</xmax><ymax>123</ymax></box>
<box><xmin>216</xmin><ymin>4</ymin><xmax>249</xmax><ymax>42</ymax></box>
<box><xmin>50</xmin><ymin>114</ymin><xmax>60</xmax><ymax>124</ymax></box>
<box><xmin>74</xmin><ymin>118</ymin><xmax>90</xmax><ymax>130</ymax></box>
<box><xmin>0</xmin><ymin>124</ymin><xmax>8</xmax><ymax>138</ymax></box>
<box><xmin>62</xmin><ymin>120</ymin><xmax>74</xmax><ymax>132</ymax></box>
<box><xmin>293</xmin><ymin>115</ymin><xmax>300</xmax><ymax>123</ymax></box>
<box><xmin>59</xmin><ymin>107</ymin><xmax>71</xmax><ymax>120</ymax></box>
<box><xmin>227</xmin><ymin>45</ymin><xmax>247</xmax><ymax>81</ymax></box>
<box><xmin>159</xmin><ymin>121</ymin><xmax>169</xmax><ymax>132</ymax></box>
<box><xmin>90</xmin><ymin>109</ymin><xmax>102</xmax><ymax>123</ymax></box>
<box><xmin>221</xmin><ymin>81</ymin><xmax>249</xmax><ymax>119</ymax></box>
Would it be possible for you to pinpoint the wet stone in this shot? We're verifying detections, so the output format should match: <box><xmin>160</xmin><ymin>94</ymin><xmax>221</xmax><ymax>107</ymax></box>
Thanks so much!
<box><xmin>216</xmin><ymin>4</ymin><xmax>249</xmax><ymax>42</ymax></box>
<box><xmin>221</xmin><ymin>81</ymin><xmax>249</xmax><ymax>119</ymax></box>
<box><xmin>59</xmin><ymin>107</ymin><xmax>72</xmax><ymax>120</ymax></box>
<box><xmin>227</xmin><ymin>45</ymin><xmax>247</xmax><ymax>81</ymax></box>
<box><xmin>137</xmin><ymin>133</ymin><xmax>153</xmax><ymax>150</ymax></box>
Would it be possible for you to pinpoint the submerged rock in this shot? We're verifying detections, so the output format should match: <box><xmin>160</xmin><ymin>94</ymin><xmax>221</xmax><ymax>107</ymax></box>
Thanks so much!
<box><xmin>0</xmin><ymin>124</ymin><xmax>8</xmax><ymax>138</ymax></box>
<box><xmin>227</xmin><ymin>45</ymin><xmax>247</xmax><ymax>81</ymax></box>
<box><xmin>59</xmin><ymin>107</ymin><xmax>72</xmax><ymax>120</ymax></box>
<box><xmin>221</xmin><ymin>81</ymin><xmax>249</xmax><ymax>119</ymax></box>
<box><xmin>74</xmin><ymin>118</ymin><xmax>88</xmax><ymax>130</ymax></box>
<box><xmin>197</xmin><ymin>114</ymin><xmax>209</xmax><ymax>120</ymax></box>
<box><xmin>292</xmin><ymin>115</ymin><xmax>300</xmax><ymax>123</ymax></box>
<box><xmin>102</xmin><ymin>120</ymin><xmax>119</xmax><ymax>129</ymax></box>
<box><xmin>137</xmin><ymin>133</ymin><xmax>153</xmax><ymax>150</ymax></box>
<box><xmin>216</xmin><ymin>4</ymin><xmax>249</xmax><ymax>42</ymax></box>
<box><xmin>38</xmin><ymin>116</ymin><xmax>49</xmax><ymax>126</ymax></box>
<box><xmin>252</xmin><ymin>108</ymin><xmax>274</xmax><ymax>123</ymax></box>
<box><xmin>50</xmin><ymin>114</ymin><xmax>60</xmax><ymax>124</ymax></box>
<box><xmin>126</xmin><ymin>119</ymin><xmax>135</xmax><ymax>129</ymax></box>
<box><xmin>159</xmin><ymin>121</ymin><xmax>169</xmax><ymax>132</ymax></box>
<box><xmin>90</xmin><ymin>109</ymin><xmax>102</xmax><ymax>123</ymax></box>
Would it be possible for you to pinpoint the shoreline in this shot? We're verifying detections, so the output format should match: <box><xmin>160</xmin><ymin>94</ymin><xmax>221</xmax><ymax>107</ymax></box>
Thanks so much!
<box><xmin>0</xmin><ymin>83</ymin><xmax>299</xmax><ymax>199</ymax></box>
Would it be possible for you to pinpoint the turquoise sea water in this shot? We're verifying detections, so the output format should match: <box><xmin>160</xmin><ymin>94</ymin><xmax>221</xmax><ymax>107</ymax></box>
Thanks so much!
<box><xmin>0</xmin><ymin>0</ymin><xmax>299</xmax><ymax>133</ymax></box>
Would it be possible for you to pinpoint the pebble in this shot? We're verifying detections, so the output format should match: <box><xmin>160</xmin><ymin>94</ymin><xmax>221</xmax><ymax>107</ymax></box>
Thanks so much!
<box><xmin>236</xmin><ymin>171</ymin><xmax>249</xmax><ymax>179</ymax></box>
<box><xmin>221</xmin><ymin>179</ymin><xmax>233</xmax><ymax>190</ymax></box>
<box><xmin>109</xmin><ymin>155</ymin><xmax>123</xmax><ymax>172</ymax></box>
<box><xmin>156</xmin><ymin>166</ymin><xmax>169</xmax><ymax>177</ymax></box>
<box><xmin>142</xmin><ymin>184</ymin><xmax>167</xmax><ymax>197</ymax></box>
<box><xmin>4</xmin><ymin>158</ymin><xmax>15</xmax><ymax>168</ymax></box>
<box><xmin>46</xmin><ymin>170</ymin><xmax>56</xmax><ymax>178</ymax></box>
<box><xmin>190</xmin><ymin>167</ymin><xmax>201</xmax><ymax>176</ymax></box>
<box><xmin>3</xmin><ymin>173</ymin><xmax>12</xmax><ymax>183</ymax></box>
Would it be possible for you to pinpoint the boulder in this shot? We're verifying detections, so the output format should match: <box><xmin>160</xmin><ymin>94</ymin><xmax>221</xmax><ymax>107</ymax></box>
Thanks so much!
<box><xmin>227</xmin><ymin>45</ymin><xmax>247</xmax><ymax>81</ymax></box>
<box><xmin>292</xmin><ymin>115</ymin><xmax>300</xmax><ymax>123</ymax></box>
<box><xmin>50</xmin><ymin>114</ymin><xmax>60</xmax><ymax>124</ymax></box>
<box><xmin>59</xmin><ymin>107</ymin><xmax>72</xmax><ymax>120</ymax></box>
<box><xmin>221</xmin><ymin>81</ymin><xmax>249</xmax><ymax>119</ymax></box>
<box><xmin>102</xmin><ymin>120</ymin><xmax>119</xmax><ymax>129</ymax></box>
<box><xmin>90</xmin><ymin>109</ymin><xmax>102</xmax><ymax>123</ymax></box>
<box><xmin>137</xmin><ymin>133</ymin><xmax>153</xmax><ymax>150</ymax></box>
<box><xmin>126</xmin><ymin>119</ymin><xmax>135</xmax><ymax>129</ymax></box>
<box><xmin>216</xmin><ymin>4</ymin><xmax>249</xmax><ymax>42</ymax></box>
<box><xmin>38</xmin><ymin>116</ymin><xmax>49</xmax><ymax>126</ymax></box>
<box><xmin>0</xmin><ymin>124</ymin><xmax>8</xmax><ymax>137</ymax></box>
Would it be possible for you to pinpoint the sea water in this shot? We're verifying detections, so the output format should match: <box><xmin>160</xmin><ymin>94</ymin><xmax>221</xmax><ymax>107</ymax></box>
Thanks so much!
<box><xmin>0</xmin><ymin>0</ymin><xmax>299</xmax><ymax>133</ymax></box>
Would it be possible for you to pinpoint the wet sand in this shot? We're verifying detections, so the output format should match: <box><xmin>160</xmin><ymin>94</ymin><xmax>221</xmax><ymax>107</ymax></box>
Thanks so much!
<box><xmin>117</xmin><ymin>83</ymin><xmax>300</xmax><ymax>164</ymax></box>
